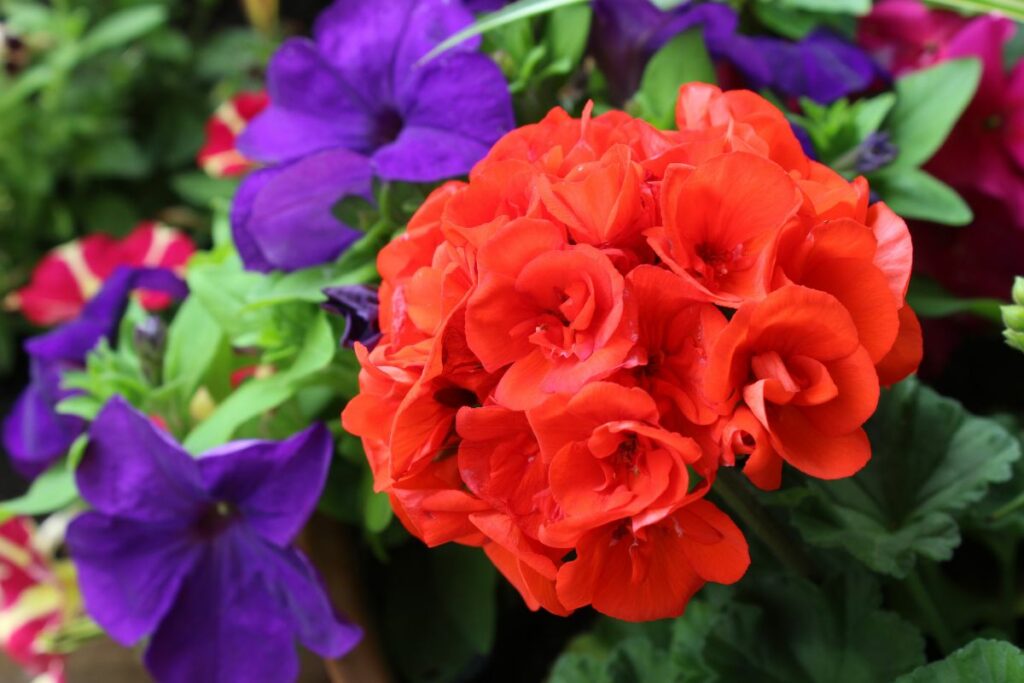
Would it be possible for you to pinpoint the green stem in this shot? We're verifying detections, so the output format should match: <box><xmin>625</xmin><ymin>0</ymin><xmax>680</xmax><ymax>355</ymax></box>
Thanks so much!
<box><xmin>990</xmin><ymin>490</ymin><xmax>1024</xmax><ymax>521</ymax></box>
<box><xmin>906</xmin><ymin>569</ymin><xmax>956</xmax><ymax>656</ymax></box>
<box><xmin>713</xmin><ymin>468</ymin><xmax>817</xmax><ymax>579</ymax></box>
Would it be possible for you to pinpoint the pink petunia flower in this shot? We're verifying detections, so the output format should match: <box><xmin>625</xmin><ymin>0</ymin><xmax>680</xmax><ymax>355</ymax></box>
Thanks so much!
<box><xmin>925</xmin><ymin>17</ymin><xmax>1024</xmax><ymax>228</ymax></box>
<box><xmin>858</xmin><ymin>0</ymin><xmax>972</xmax><ymax>75</ymax></box>
<box><xmin>6</xmin><ymin>222</ymin><xmax>195</xmax><ymax>326</ymax></box>
<box><xmin>0</xmin><ymin>517</ymin><xmax>77</xmax><ymax>683</ymax></box>
<box><xmin>196</xmin><ymin>91</ymin><xmax>269</xmax><ymax>178</ymax></box>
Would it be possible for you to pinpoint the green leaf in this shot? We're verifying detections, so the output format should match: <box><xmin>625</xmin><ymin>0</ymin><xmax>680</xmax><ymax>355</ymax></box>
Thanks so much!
<box><xmin>433</xmin><ymin>546</ymin><xmax>497</xmax><ymax>655</ymax></box>
<box><xmin>633</xmin><ymin>29</ymin><xmax>715</xmax><ymax>129</ymax></box>
<box><xmin>852</xmin><ymin>93</ymin><xmax>896</xmax><ymax>139</ymax></box>
<box><xmin>76</xmin><ymin>137</ymin><xmax>151</xmax><ymax>179</ymax></box>
<box><xmin>182</xmin><ymin>311</ymin><xmax>336</xmax><ymax>453</ymax></box>
<box><xmin>922</xmin><ymin>0</ymin><xmax>1024</xmax><ymax>22</ymax></box>
<box><xmin>361</xmin><ymin>468</ymin><xmax>394</xmax><ymax>534</ymax></box>
<box><xmin>775</xmin><ymin>0</ymin><xmax>871</xmax><ymax>13</ymax></box>
<box><xmin>0</xmin><ymin>464</ymin><xmax>78</xmax><ymax>521</ymax></box>
<box><xmin>702</xmin><ymin>573</ymin><xmax>925</xmax><ymax>683</ymax></box>
<box><xmin>870</xmin><ymin>167</ymin><xmax>973</xmax><ymax>226</ymax></box>
<box><xmin>382</xmin><ymin>544</ymin><xmax>497</xmax><ymax>683</ymax></box>
<box><xmin>420</xmin><ymin>0</ymin><xmax>589</xmax><ymax>64</ymax></box>
<box><xmin>886</xmin><ymin>58</ymin><xmax>982</xmax><ymax>168</ymax></box>
<box><xmin>895</xmin><ymin>639</ymin><xmax>1024</xmax><ymax>682</ymax></box>
<box><xmin>550</xmin><ymin>573</ymin><xmax>923</xmax><ymax>683</ymax></box>
<box><xmin>541</xmin><ymin>4</ymin><xmax>593</xmax><ymax>77</ymax></box>
<box><xmin>163</xmin><ymin>296</ymin><xmax>228</xmax><ymax>401</ymax></box>
<box><xmin>79</xmin><ymin>5</ymin><xmax>169</xmax><ymax>58</ymax></box>
<box><xmin>907</xmin><ymin>276</ymin><xmax>1004</xmax><ymax>323</ymax></box>
<box><xmin>649</xmin><ymin>0</ymin><xmax>689</xmax><ymax>9</ymax></box>
<box><xmin>172</xmin><ymin>172</ymin><xmax>239</xmax><ymax>208</ymax></box>
<box><xmin>786</xmin><ymin>378</ymin><xmax>1021</xmax><ymax>577</ymax></box>
<box><xmin>55</xmin><ymin>394</ymin><xmax>103</xmax><ymax>421</ymax></box>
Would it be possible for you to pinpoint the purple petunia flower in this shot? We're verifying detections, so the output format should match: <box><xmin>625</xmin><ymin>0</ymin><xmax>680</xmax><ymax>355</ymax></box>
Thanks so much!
<box><xmin>321</xmin><ymin>285</ymin><xmax>381</xmax><ymax>349</ymax></box>
<box><xmin>590</xmin><ymin>0</ymin><xmax>879</xmax><ymax>105</ymax></box>
<box><xmin>727</xmin><ymin>30</ymin><xmax>880</xmax><ymax>104</ymax></box>
<box><xmin>66</xmin><ymin>397</ymin><xmax>362</xmax><ymax>683</ymax></box>
<box><xmin>590</xmin><ymin>0</ymin><xmax>736</xmax><ymax>104</ymax></box>
<box><xmin>233</xmin><ymin>0</ymin><xmax>515</xmax><ymax>273</ymax></box>
<box><xmin>2</xmin><ymin>267</ymin><xmax>187</xmax><ymax>479</ymax></box>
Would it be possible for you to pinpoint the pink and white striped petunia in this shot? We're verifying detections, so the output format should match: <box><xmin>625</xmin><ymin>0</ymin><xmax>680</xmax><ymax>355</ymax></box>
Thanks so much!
<box><xmin>6</xmin><ymin>221</ymin><xmax>195</xmax><ymax>327</ymax></box>
<box><xmin>0</xmin><ymin>517</ymin><xmax>74</xmax><ymax>683</ymax></box>
<box><xmin>197</xmin><ymin>91</ymin><xmax>269</xmax><ymax>178</ymax></box>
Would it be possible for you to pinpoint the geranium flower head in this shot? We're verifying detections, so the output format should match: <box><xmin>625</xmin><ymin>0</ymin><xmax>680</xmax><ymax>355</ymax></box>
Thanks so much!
<box><xmin>232</xmin><ymin>0</ymin><xmax>514</xmax><ymax>272</ymax></box>
<box><xmin>345</xmin><ymin>83</ymin><xmax>919</xmax><ymax>621</ymax></box>
<box><xmin>197</xmin><ymin>91</ymin><xmax>269</xmax><ymax>178</ymax></box>
<box><xmin>705</xmin><ymin>286</ymin><xmax>880</xmax><ymax>484</ymax></box>
<box><xmin>67</xmin><ymin>397</ymin><xmax>361</xmax><ymax>683</ymax></box>
<box><xmin>647</xmin><ymin>151</ymin><xmax>803</xmax><ymax>305</ymax></box>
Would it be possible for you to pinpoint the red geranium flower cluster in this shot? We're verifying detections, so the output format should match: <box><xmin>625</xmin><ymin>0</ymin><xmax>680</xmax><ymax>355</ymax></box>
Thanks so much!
<box><xmin>343</xmin><ymin>84</ymin><xmax>922</xmax><ymax>622</ymax></box>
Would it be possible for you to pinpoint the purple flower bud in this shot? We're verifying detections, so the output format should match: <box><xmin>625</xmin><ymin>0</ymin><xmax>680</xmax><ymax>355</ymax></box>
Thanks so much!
<box><xmin>321</xmin><ymin>285</ymin><xmax>381</xmax><ymax>349</ymax></box>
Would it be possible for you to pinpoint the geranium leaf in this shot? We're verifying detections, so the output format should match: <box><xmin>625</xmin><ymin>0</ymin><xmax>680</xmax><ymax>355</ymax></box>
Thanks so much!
<box><xmin>894</xmin><ymin>639</ymin><xmax>1024</xmax><ymax>682</ymax></box>
<box><xmin>702</xmin><ymin>573</ymin><xmax>925</xmax><ymax>683</ymax></box>
<box><xmin>785</xmin><ymin>378</ymin><xmax>1021</xmax><ymax>577</ymax></box>
<box><xmin>550</xmin><ymin>573</ymin><xmax>924</xmax><ymax>683</ymax></box>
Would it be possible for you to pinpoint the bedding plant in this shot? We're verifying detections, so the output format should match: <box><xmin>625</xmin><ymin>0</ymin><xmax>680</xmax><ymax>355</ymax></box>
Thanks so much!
<box><xmin>2</xmin><ymin>0</ymin><xmax>1024</xmax><ymax>681</ymax></box>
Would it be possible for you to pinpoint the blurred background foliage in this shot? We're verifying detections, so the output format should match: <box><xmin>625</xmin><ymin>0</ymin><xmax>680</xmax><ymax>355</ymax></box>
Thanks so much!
<box><xmin>0</xmin><ymin>0</ymin><xmax>300</xmax><ymax>376</ymax></box>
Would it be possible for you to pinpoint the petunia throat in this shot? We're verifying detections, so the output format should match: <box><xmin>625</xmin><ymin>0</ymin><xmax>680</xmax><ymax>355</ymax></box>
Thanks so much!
<box><xmin>194</xmin><ymin>501</ymin><xmax>240</xmax><ymax>539</ymax></box>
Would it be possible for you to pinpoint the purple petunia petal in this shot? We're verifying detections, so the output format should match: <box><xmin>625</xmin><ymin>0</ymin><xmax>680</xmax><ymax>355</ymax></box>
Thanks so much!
<box><xmin>314</xmin><ymin>0</ymin><xmax>477</xmax><ymax>107</ymax></box>
<box><xmin>5</xmin><ymin>268</ymin><xmax>187</xmax><ymax>480</ymax></box>
<box><xmin>462</xmin><ymin>0</ymin><xmax>507</xmax><ymax>11</ymax></box>
<box><xmin>373</xmin><ymin>126</ymin><xmax>493</xmax><ymax>182</ymax></box>
<box><xmin>78</xmin><ymin>397</ymin><xmax>207</xmax><ymax>522</ymax></box>
<box><xmin>1</xmin><ymin>373</ymin><xmax>84</xmax><ymax>480</ymax></box>
<box><xmin>252</xmin><ymin>540</ymin><xmax>362</xmax><ymax>658</ymax></box>
<box><xmin>733</xmin><ymin>31</ymin><xmax>878</xmax><ymax>104</ymax></box>
<box><xmin>321</xmin><ymin>285</ymin><xmax>381</xmax><ymax>348</ymax></box>
<box><xmin>66</xmin><ymin>513</ymin><xmax>202</xmax><ymax>646</ymax></box>
<box><xmin>26</xmin><ymin>267</ymin><xmax>187</xmax><ymax>364</ymax></box>
<box><xmin>197</xmin><ymin>424</ymin><xmax>334</xmax><ymax>546</ymax></box>
<box><xmin>143</xmin><ymin>530</ymin><xmax>300</xmax><ymax>683</ymax></box>
<box><xmin>591</xmin><ymin>0</ymin><xmax>738</xmax><ymax>104</ymax></box>
<box><xmin>387</xmin><ymin>50</ymin><xmax>514</xmax><ymax>165</ymax></box>
<box><xmin>231</xmin><ymin>148</ymin><xmax>373</xmax><ymax>273</ymax></box>
<box><xmin>239</xmin><ymin>39</ymin><xmax>376</xmax><ymax>163</ymax></box>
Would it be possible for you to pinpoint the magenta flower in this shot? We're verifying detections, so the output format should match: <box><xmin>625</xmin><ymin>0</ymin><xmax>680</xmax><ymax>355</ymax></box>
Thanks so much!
<box><xmin>66</xmin><ymin>398</ymin><xmax>361</xmax><ymax>683</ymax></box>
<box><xmin>925</xmin><ymin>18</ymin><xmax>1024</xmax><ymax>228</ymax></box>
<box><xmin>857</xmin><ymin>0</ymin><xmax>971</xmax><ymax>75</ymax></box>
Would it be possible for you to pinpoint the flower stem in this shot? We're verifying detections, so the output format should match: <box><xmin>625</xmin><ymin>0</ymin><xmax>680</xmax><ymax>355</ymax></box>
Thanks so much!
<box><xmin>713</xmin><ymin>468</ymin><xmax>817</xmax><ymax>580</ymax></box>
<box><xmin>905</xmin><ymin>568</ymin><xmax>955</xmax><ymax>656</ymax></box>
